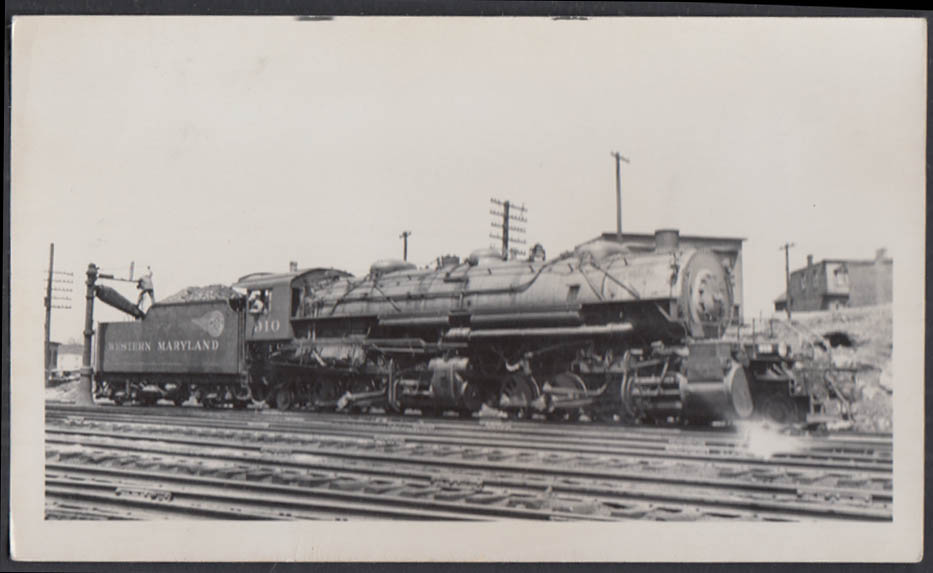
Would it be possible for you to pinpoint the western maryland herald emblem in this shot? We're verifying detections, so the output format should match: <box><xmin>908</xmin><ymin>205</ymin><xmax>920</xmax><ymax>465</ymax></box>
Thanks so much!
<box><xmin>191</xmin><ymin>310</ymin><xmax>225</xmax><ymax>338</ymax></box>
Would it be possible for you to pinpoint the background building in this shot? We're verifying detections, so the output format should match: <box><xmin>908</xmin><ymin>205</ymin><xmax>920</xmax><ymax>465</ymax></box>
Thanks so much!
<box><xmin>578</xmin><ymin>230</ymin><xmax>745</xmax><ymax>323</ymax></box>
<box><xmin>774</xmin><ymin>249</ymin><xmax>892</xmax><ymax>312</ymax></box>
<box><xmin>52</xmin><ymin>342</ymin><xmax>84</xmax><ymax>373</ymax></box>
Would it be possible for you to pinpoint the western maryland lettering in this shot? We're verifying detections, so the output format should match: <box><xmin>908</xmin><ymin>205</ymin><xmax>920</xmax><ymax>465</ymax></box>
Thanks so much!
<box><xmin>157</xmin><ymin>339</ymin><xmax>221</xmax><ymax>352</ymax></box>
<box><xmin>106</xmin><ymin>341</ymin><xmax>152</xmax><ymax>352</ymax></box>
<box><xmin>107</xmin><ymin>339</ymin><xmax>221</xmax><ymax>352</ymax></box>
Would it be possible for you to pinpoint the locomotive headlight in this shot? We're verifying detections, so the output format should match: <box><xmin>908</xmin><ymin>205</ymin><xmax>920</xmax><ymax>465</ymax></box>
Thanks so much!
<box><xmin>777</xmin><ymin>343</ymin><xmax>788</xmax><ymax>358</ymax></box>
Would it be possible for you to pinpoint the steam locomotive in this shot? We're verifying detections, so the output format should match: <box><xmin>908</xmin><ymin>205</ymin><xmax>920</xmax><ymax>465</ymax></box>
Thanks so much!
<box><xmin>93</xmin><ymin>229</ymin><xmax>839</xmax><ymax>424</ymax></box>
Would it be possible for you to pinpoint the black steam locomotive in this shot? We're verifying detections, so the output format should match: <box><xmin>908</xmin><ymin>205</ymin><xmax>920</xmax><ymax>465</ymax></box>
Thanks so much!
<box><xmin>93</xmin><ymin>229</ymin><xmax>840</xmax><ymax>424</ymax></box>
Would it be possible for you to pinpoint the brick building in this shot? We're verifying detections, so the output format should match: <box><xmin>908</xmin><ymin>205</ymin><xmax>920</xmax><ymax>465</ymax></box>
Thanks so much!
<box><xmin>774</xmin><ymin>249</ymin><xmax>892</xmax><ymax>312</ymax></box>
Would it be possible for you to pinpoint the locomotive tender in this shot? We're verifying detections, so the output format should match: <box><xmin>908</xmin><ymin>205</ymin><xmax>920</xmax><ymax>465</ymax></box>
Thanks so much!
<box><xmin>94</xmin><ymin>229</ymin><xmax>831</xmax><ymax>424</ymax></box>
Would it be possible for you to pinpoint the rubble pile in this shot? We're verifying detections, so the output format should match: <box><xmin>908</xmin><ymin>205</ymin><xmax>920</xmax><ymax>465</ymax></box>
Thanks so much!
<box><xmin>766</xmin><ymin>305</ymin><xmax>893</xmax><ymax>432</ymax></box>
<box><xmin>791</xmin><ymin>305</ymin><xmax>892</xmax><ymax>432</ymax></box>
<box><xmin>161</xmin><ymin>284</ymin><xmax>239</xmax><ymax>304</ymax></box>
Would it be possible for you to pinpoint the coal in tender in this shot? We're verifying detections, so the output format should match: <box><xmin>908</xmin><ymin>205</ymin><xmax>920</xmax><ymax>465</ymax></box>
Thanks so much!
<box><xmin>161</xmin><ymin>284</ymin><xmax>240</xmax><ymax>304</ymax></box>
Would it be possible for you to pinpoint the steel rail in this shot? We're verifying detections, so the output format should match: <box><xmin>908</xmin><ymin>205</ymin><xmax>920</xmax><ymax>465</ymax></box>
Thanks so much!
<box><xmin>49</xmin><ymin>403</ymin><xmax>894</xmax><ymax>455</ymax></box>
<box><xmin>45</xmin><ymin>429</ymin><xmax>892</xmax><ymax>509</ymax></box>
<box><xmin>46</xmin><ymin>438</ymin><xmax>890</xmax><ymax>522</ymax></box>
<box><xmin>46</xmin><ymin>463</ymin><xmax>615</xmax><ymax>521</ymax></box>
<box><xmin>46</xmin><ymin>406</ymin><xmax>892</xmax><ymax>470</ymax></box>
<box><xmin>47</xmin><ymin>402</ymin><xmax>893</xmax><ymax>452</ymax></box>
<box><xmin>46</xmin><ymin>413</ymin><xmax>893</xmax><ymax>473</ymax></box>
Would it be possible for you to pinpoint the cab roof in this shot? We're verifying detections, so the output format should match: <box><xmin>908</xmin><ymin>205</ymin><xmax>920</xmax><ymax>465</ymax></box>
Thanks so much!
<box><xmin>233</xmin><ymin>271</ymin><xmax>298</xmax><ymax>289</ymax></box>
<box><xmin>234</xmin><ymin>267</ymin><xmax>353</xmax><ymax>289</ymax></box>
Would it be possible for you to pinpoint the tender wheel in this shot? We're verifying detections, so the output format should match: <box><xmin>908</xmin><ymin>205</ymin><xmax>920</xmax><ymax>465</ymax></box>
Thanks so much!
<box><xmin>248</xmin><ymin>374</ymin><xmax>270</xmax><ymax>404</ymax></box>
<box><xmin>272</xmin><ymin>385</ymin><xmax>294</xmax><ymax>411</ymax></box>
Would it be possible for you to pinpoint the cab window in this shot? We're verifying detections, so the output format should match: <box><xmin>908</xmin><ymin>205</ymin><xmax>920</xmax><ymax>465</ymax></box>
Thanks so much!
<box><xmin>291</xmin><ymin>287</ymin><xmax>302</xmax><ymax>317</ymax></box>
<box><xmin>248</xmin><ymin>289</ymin><xmax>270</xmax><ymax>315</ymax></box>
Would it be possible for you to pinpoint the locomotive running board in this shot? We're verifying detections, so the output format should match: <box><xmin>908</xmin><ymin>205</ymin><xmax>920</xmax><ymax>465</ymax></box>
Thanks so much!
<box><xmin>445</xmin><ymin>322</ymin><xmax>633</xmax><ymax>340</ymax></box>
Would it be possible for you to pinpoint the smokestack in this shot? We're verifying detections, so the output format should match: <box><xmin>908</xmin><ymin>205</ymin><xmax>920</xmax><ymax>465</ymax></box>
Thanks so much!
<box><xmin>654</xmin><ymin>229</ymin><xmax>680</xmax><ymax>252</ymax></box>
<box><xmin>807</xmin><ymin>254</ymin><xmax>813</xmax><ymax>267</ymax></box>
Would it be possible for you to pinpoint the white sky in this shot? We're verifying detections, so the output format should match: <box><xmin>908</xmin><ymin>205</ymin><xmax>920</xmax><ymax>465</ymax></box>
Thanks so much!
<box><xmin>12</xmin><ymin>16</ymin><xmax>926</xmax><ymax>343</ymax></box>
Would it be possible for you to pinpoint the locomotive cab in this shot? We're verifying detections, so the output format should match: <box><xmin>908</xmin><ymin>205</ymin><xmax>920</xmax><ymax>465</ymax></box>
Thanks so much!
<box><xmin>234</xmin><ymin>272</ymin><xmax>298</xmax><ymax>341</ymax></box>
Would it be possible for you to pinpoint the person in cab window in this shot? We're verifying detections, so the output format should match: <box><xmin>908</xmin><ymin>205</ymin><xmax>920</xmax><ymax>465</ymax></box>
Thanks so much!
<box><xmin>249</xmin><ymin>290</ymin><xmax>266</xmax><ymax>314</ymax></box>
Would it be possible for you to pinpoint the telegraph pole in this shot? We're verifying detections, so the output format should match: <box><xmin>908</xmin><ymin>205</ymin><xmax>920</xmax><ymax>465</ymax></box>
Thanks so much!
<box><xmin>490</xmin><ymin>198</ymin><xmax>527</xmax><ymax>260</ymax></box>
<box><xmin>42</xmin><ymin>243</ymin><xmax>73</xmax><ymax>382</ymax></box>
<box><xmin>611</xmin><ymin>151</ymin><xmax>630</xmax><ymax>240</ymax></box>
<box><xmin>44</xmin><ymin>243</ymin><xmax>54</xmax><ymax>381</ymax></box>
<box><xmin>502</xmin><ymin>202</ymin><xmax>510</xmax><ymax>257</ymax></box>
<box><xmin>780</xmin><ymin>242</ymin><xmax>796</xmax><ymax>320</ymax></box>
<box><xmin>399</xmin><ymin>230</ymin><xmax>412</xmax><ymax>261</ymax></box>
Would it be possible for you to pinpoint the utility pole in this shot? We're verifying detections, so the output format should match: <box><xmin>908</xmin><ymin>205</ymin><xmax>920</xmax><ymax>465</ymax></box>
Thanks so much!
<box><xmin>611</xmin><ymin>151</ymin><xmax>630</xmax><ymax>241</ymax></box>
<box><xmin>42</xmin><ymin>243</ymin><xmax>74</xmax><ymax>382</ymax></box>
<box><xmin>44</xmin><ymin>243</ymin><xmax>54</xmax><ymax>382</ymax></box>
<box><xmin>502</xmin><ymin>201</ymin><xmax>510</xmax><ymax>257</ymax></box>
<box><xmin>399</xmin><ymin>230</ymin><xmax>412</xmax><ymax>261</ymax></box>
<box><xmin>490</xmin><ymin>198</ymin><xmax>527</xmax><ymax>260</ymax></box>
<box><xmin>780</xmin><ymin>242</ymin><xmax>796</xmax><ymax>320</ymax></box>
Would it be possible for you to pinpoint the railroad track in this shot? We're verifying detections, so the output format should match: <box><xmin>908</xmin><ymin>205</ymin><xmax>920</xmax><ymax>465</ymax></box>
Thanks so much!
<box><xmin>45</xmin><ymin>403</ymin><xmax>893</xmax><ymax>522</ymax></box>
<box><xmin>47</xmin><ymin>403</ymin><xmax>893</xmax><ymax>465</ymax></box>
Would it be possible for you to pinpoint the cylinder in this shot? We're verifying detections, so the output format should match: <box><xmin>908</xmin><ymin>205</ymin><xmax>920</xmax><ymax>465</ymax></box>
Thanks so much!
<box><xmin>682</xmin><ymin>362</ymin><xmax>754</xmax><ymax>420</ymax></box>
